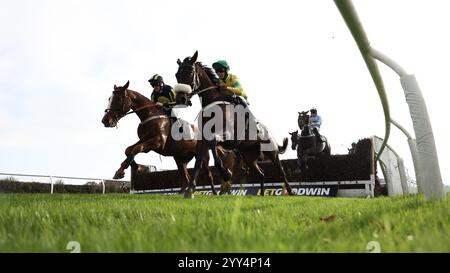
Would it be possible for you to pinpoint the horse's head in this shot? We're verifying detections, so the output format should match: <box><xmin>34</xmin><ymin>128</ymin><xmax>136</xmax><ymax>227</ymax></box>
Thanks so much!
<box><xmin>297</xmin><ymin>111</ymin><xmax>310</xmax><ymax>130</ymax></box>
<box><xmin>175</xmin><ymin>50</ymin><xmax>221</xmax><ymax>107</ymax></box>
<box><xmin>289</xmin><ymin>130</ymin><xmax>299</xmax><ymax>150</ymax></box>
<box><xmin>176</xmin><ymin>50</ymin><xmax>199</xmax><ymax>90</ymax></box>
<box><xmin>173</xmin><ymin>51</ymin><xmax>200</xmax><ymax>107</ymax></box>
<box><xmin>101</xmin><ymin>81</ymin><xmax>132</xmax><ymax>127</ymax></box>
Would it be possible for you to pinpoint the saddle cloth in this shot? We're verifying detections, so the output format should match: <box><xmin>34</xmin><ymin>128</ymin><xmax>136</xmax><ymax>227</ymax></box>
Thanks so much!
<box><xmin>172</xmin><ymin>118</ymin><xmax>196</xmax><ymax>140</ymax></box>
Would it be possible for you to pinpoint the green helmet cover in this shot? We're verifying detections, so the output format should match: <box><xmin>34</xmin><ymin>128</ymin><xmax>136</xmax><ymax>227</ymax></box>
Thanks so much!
<box><xmin>212</xmin><ymin>60</ymin><xmax>230</xmax><ymax>70</ymax></box>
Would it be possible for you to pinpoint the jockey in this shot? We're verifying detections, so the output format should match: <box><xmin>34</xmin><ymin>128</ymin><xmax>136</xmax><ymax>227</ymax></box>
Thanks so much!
<box><xmin>309</xmin><ymin>108</ymin><xmax>324</xmax><ymax>142</ymax></box>
<box><xmin>212</xmin><ymin>60</ymin><xmax>248</xmax><ymax>106</ymax></box>
<box><xmin>213</xmin><ymin>60</ymin><xmax>260</xmax><ymax>134</ymax></box>
<box><xmin>148</xmin><ymin>74</ymin><xmax>177</xmax><ymax>119</ymax></box>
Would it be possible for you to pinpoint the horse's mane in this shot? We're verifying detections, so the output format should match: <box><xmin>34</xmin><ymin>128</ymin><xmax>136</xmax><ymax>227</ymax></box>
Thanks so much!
<box><xmin>126</xmin><ymin>89</ymin><xmax>153</xmax><ymax>105</ymax></box>
<box><xmin>196</xmin><ymin>62</ymin><xmax>219</xmax><ymax>84</ymax></box>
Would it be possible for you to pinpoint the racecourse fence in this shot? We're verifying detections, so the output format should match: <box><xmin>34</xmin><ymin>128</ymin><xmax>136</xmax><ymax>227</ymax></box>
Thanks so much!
<box><xmin>0</xmin><ymin>172</ymin><xmax>131</xmax><ymax>194</ymax></box>
<box><xmin>131</xmin><ymin>138</ymin><xmax>381</xmax><ymax>197</ymax></box>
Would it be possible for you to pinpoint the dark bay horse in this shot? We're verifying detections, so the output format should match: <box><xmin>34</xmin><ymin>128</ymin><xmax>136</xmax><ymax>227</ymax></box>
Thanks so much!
<box><xmin>101</xmin><ymin>81</ymin><xmax>231</xmax><ymax>194</ymax></box>
<box><xmin>174</xmin><ymin>51</ymin><xmax>293</xmax><ymax>197</ymax></box>
<box><xmin>290</xmin><ymin>111</ymin><xmax>331</xmax><ymax>172</ymax></box>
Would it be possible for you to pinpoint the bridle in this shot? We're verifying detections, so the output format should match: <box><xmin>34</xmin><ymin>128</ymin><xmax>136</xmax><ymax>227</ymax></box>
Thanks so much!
<box><xmin>177</xmin><ymin>62</ymin><xmax>219</xmax><ymax>99</ymax></box>
<box><xmin>105</xmin><ymin>90</ymin><xmax>161</xmax><ymax>124</ymax></box>
<box><xmin>176</xmin><ymin>62</ymin><xmax>200</xmax><ymax>92</ymax></box>
<box><xmin>189</xmin><ymin>86</ymin><xmax>219</xmax><ymax>98</ymax></box>
<box><xmin>104</xmin><ymin>91</ymin><xmax>129</xmax><ymax>122</ymax></box>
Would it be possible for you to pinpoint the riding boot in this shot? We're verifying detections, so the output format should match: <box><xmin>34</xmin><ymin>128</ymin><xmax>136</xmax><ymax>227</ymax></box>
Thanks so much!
<box><xmin>313</xmin><ymin>127</ymin><xmax>324</xmax><ymax>143</ymax></box>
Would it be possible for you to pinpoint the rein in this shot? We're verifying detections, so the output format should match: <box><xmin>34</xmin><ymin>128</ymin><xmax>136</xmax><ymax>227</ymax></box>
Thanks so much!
<box><xmin>188</xmin><ymin>86</ymin><xmax>219</xmax><ymax>98</ymax></box>
<box><xmin>105</xmin><ymin>88</ymin><xmax>168</xmax><ymax>128</ymax></box>
<box><xmin>105</xmin><ymin>104</ymin><xmax>162</xmax><ymax>124</ymax></box>
<box><xmin>123</xmin><ymin>104</ymin><xmax>161</xmax><ymax>117</ymax></box>
<box><xmin>105</xmin><ymin>90</ymin><xmax>162</xmax><ymax>119</ymax></box>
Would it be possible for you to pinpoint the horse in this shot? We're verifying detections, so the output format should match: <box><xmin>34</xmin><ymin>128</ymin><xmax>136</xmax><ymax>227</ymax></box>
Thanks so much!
<box><xmin>174</xmin><ymin>51</ymin><xmax>293</xmax><ymax>197</ymax></box>
<box><xmin>101</xmin><ymin>81</ymin><xmax>234</xmax><ymax>195</ymax></box>
<box><xmin>289</xmin><ymin>111</ymin><xmax>331</xmax><ymax>172</ymax></box>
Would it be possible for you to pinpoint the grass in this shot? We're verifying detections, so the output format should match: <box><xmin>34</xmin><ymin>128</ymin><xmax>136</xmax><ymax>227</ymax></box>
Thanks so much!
<box><xmin>0</xmin><ymin>193</ymin><xmax>449</xmax><ymax>252</ymax></box>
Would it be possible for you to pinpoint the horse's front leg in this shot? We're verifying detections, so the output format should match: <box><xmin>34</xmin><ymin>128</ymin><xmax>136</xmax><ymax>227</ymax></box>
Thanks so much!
<box><xmin>113</xmin><ymin>140</ymin><xmax>141</xmax><ymax>179</ymax></box>
<box><xmin>113</xmin><ymin>137</ymin><xmax>163</xmax><ymax>179</ymax></box>
<box><xmin>175</xmin><ymin>158</ymin><xmax>191</xmax><ymax>194</ymax></box>
<box><xmin>185</xmin><ymin>141</ymin><xmax>208</xmax><ymax>198</ymax></box>
<box><xmin>202</xmin><ymin>151</ymin><xmax>218</xmax><ymax>195</ymax></box>
<box><xmin>218</xmin><ymin>148</ymin><xmax>235</xmax><ymax>195</ymax></box>
<box><xmin>209</xmin><ymin>139</ymin><xmax>232</xmax><ymax>181</ymax></box>
<box><xmin>273</xmin><ymin>153</ymin><xmax>293</xmax><ymax>196</ymax></box>
<box><xmin>302</xmin><ymin>152</ymin><xmax>309</xmax><ymax>172</ymax></box>
<box><xmin>296</xmin><ymin>147</ymin><xmax>303</xmax><ymax>173</ymax></box>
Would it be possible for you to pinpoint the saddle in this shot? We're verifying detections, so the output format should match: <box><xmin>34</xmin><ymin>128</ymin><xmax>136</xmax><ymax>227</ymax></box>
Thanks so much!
<box><xmin>223</xmin><ymin>95</ymin><xmax>263</xmax><ymax>138</ymax></box>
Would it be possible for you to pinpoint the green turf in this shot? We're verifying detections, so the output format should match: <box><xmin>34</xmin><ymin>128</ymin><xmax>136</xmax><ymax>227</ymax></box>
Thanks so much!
<box><xmin>0</xmin><ymin>193</ymin><xmax>449</xmax><ymax>252</ymax></box>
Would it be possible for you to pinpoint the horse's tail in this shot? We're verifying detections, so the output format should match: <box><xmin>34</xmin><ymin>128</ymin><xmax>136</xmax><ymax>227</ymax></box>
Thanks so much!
<box><xmin>278</xmin><ymin>137</ymin><xmax>289</xmax><ymax>154</ymax></box>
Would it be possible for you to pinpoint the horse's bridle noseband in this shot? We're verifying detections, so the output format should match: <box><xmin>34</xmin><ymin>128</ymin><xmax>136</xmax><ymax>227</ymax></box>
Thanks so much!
<box><xmin>105</xmin><ymin>91</ymin><xmax>131</xmax><ymax>122</ymax></box>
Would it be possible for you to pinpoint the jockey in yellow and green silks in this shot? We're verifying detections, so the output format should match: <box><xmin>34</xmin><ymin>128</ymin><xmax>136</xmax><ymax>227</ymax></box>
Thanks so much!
<box><xmin>213</xmin><ymin>60</ymin><xmax>261</xmax><ymax>132</ymax></box>
<box><xmin>212</xmin><ymin>60</ymin><xmax>248</xmax><ymax>104</ymax></box>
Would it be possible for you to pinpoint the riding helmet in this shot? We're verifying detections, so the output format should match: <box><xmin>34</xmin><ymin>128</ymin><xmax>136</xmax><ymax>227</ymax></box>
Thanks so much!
<box><xmin>212</xmin><ymin>60</ymin><xmax>230</xmax><ymax>71</ymax></box>
<box><xmin>148</xmin><ymin>74</ymin><xmax>164</xmax><ymax>84</ymax></box>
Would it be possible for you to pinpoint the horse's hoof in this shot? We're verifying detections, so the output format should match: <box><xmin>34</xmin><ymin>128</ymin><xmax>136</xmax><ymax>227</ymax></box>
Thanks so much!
<box><xmin>184</xmin><ymin>191</ymin><xmax>195</xmax><ymax>199</ymax></box>
<box><xmin>113</xmin><ymin>170</ymin><xmax>125</xmax><ymax>179</ymax></box>
<box><xmin>281</xmin><ymin>189</ymin><xmax>290</xmax><ymax>196</ymax></box>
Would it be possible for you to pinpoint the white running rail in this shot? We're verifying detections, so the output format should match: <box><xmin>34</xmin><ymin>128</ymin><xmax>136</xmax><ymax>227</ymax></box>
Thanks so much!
<box><xmin>0</xmin><ymin>172</ymin><xmax>131</xmax><ymax>194</ymax></box>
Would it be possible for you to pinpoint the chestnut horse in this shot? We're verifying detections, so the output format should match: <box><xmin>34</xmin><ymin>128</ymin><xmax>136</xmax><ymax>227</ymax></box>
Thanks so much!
<box><xmin>174</xmin><ymin>51</ymin><xmax>293</xmax><ymax>197</ymax></box>
<box><xmin>101</xmin><ymin>81</ymin><xmax>231</xmax><ymax>194</ymax></box>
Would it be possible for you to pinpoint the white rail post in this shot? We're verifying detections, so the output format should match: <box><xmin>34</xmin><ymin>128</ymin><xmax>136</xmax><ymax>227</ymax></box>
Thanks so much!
<box><xmin>370</xmin><ymin>48</ymin><xmax>444</xmax><ymax>199</ymax></box>
<box><xmin>49</xmin><ymin>175</ymin><xmax>54</xmax><ymax>194</ymax></box>
<box><xmin>101</xmin><ymin>180</ymin><xmax>105</xmax><ymax>194</ymax></box>
<box><xmin>397</xmin><ymin>157</ymin><xmax>409</xmax><ymax>195</ymax></box>
<box><xmin>378</xmin><ymin>160</ymin><xmax>392</xmax><ymax>195</ymax></box>
<box><xmin>334</xmin><ymin>0</ymin><xmax>444</xmax><ymax>200</ymax></box>
<box><xmin>391</xmin><ymin>119</ymin><xmax>421</xmax><ymax>193</ymax></box>
<box><xmin>374</xmin><ymin>135</ymin><xmax>407</xmax><ymax>196</ymax></box>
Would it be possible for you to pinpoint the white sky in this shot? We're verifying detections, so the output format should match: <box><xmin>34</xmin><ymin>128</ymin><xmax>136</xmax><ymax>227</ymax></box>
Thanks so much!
<box><xmin>0</xmin><ymin>0</ymin><xmax>449</xmax><ymax>185</ymax></box>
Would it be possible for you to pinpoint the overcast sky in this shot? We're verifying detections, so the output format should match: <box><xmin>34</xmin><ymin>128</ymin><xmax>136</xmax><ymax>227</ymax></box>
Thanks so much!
<box><xmin>1</xmin><ymin>0</ymin><xmax>449</xmax><ymax>185</ymax></box>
